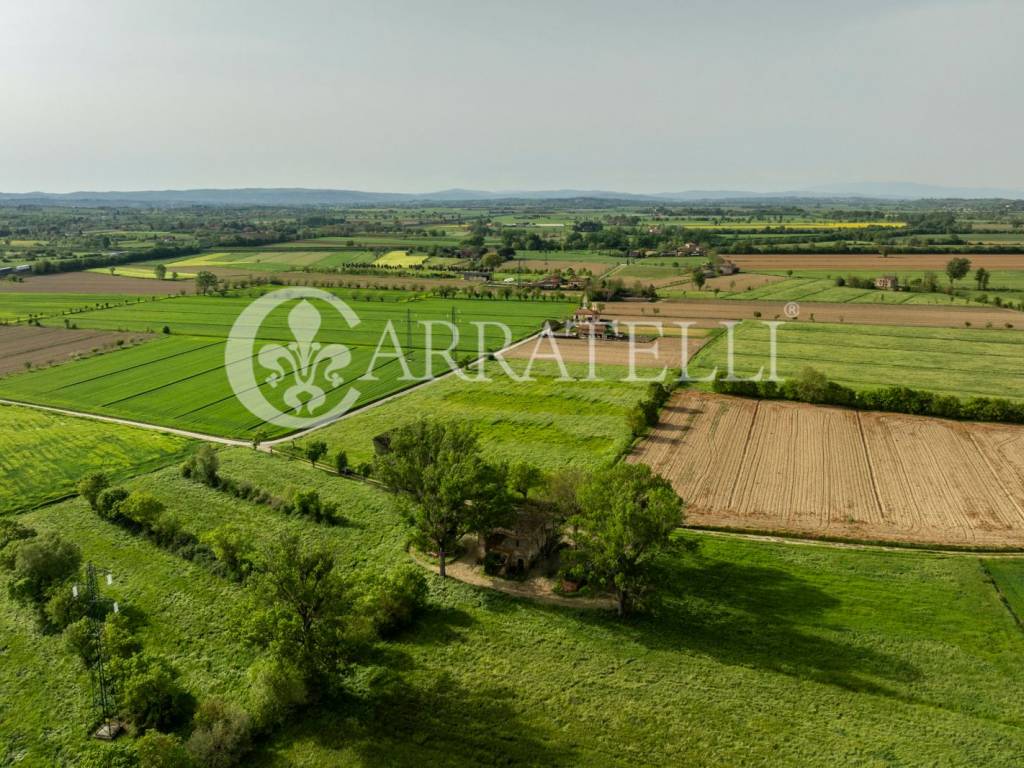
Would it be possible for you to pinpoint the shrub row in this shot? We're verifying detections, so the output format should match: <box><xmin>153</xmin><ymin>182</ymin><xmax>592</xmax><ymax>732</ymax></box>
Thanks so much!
<box><xmin>712</xmin><ymin>368</ymin><xmax>1024</xmax><ymax>425</ymax></box>
<box><xmin>182</xmin><ymin>445</ymin><xmax>345</xmax><ymax>525</ymax></box>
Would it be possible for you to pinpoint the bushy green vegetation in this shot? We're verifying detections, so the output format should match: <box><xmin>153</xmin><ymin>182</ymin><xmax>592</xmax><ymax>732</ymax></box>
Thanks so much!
<box><xmin>0</xmin><ymin>404</ymin><xmax>191</xmax><ymax>513</ymax></box>
<box><xmin>690</xmin><ymin>321</ymin><xmax>1024</xmax><ymax>401</ymax></box>
<box><xmin>4</xmin><ymin>447</ymin><xmax>1024</xmax><ymax>764</ymax></box>
<box><xmin>712</xmin><ymin>366</ymin><xmax>1024</xmax><ymax>424</ymax></box>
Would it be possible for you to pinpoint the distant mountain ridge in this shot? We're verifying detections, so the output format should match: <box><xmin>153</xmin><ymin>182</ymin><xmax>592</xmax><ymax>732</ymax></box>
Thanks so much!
<box><xmin>1</xmin><ymin>182</ymin><xmax>1022</xmax><ymax>206</ymax></box>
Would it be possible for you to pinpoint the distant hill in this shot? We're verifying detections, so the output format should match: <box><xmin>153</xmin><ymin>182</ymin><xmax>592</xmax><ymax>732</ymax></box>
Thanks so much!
<box><xmin>1</xmin><ymin>183</ymin><xmax>1021</xmax><ymax>207</ymax></box>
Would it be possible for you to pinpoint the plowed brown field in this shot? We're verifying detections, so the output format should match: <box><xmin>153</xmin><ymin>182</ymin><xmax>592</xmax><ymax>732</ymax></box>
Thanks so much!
<box><xmin>0</xmin><ymin>326</ymin><xmax>152</xmax><ymax>376</ymax></box>
<box><xmin>0</xmin><ymin>271</ymin><xmax>192</xmax><ymax>295</ymax></box>
<box><xmin>501</xmin><ymin>335</ymin><xmax>705</xmax><ymax>368</ymax></box>
<box><xmin>631</xmin><ymin>391</ymin><xmax>1024</xmax><ymax>548</ymax></box>
<box><xmin>602</xmin><ymin>299</ymin><xmax>1022</xmax><ymax>329</ymax></box>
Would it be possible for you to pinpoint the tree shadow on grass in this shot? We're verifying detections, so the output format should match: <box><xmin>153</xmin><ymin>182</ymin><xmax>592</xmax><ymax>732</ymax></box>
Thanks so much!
<box><xmin>379</xmin><ymin>604</ymin><xmax>478</xmax><ymax>650</ymax></box>
<box><xmin>576</xmin><ymin>547</ymin><xmax>922</xmax><ymax>699</ymax></box>
<box><xmin>271</xmin><ymin>670</ymin><xmax>575</xmax><ymax>767</ymax></box>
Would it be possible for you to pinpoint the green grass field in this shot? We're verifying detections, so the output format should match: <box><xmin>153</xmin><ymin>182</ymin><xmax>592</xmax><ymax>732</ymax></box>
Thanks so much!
<box><xmin>0</xmin><ymin>294</ymin><xmax>160</xmax><ymax>322</ymax></box>
<box><xmin>689</xmin><ymin>321</ymin><xmax>1024</xmax><ymax>400</ymax></box>
<box><xmin>0</xmin><ymin>403</ymin><xmax>192</xmax><ymax>513</ymax></box>
<box><xmin>4</xmin><ymin>448</ymin><xmax>1023</xmax><ymax>765</ymax></box>
<box><xmin>0</xmin><ymin>292</ymin><xmax>576</xmax><ymax>437</ymax></box>
<box><xmin>294</xmin><ymin>360</ymin><xmax>651</xmax><ymax>469</ymax></box>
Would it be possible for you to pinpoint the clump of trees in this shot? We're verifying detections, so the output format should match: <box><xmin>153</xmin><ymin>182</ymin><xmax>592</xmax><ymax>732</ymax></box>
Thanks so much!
<box><xmin>1</xmin><ymin>519</ymin><xmax>196</xmax><ymax>743</ymax></box>
<box><xmin>945</xmin><ymin>257</ymin><xmax>971</xmax><ymax>288</ymax></box>
<box><xmin>373</xmin><ymin>420</ymin><xmax>512</xmax><ymax>577</ymax></box>
<box><xmin>2</xmin><ymin>523</ymin><xmax>81</xmax><ymax>629</ymax></box>
<box><xmin>563</xmin><ymin>464</ymin><xmax>683</xmax><ymax>616</ymax></box>
<box><xmin>373</xmin><ymin>418</ymin><xmax>684</xmax><ymax>617</ymax></box>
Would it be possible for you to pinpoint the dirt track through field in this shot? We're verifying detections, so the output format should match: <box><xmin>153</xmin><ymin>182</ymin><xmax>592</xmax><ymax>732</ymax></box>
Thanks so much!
<box><xmin>631</xmin><ymin>391</ymin><xmax>1024</xmax><ymax>548</ymax></box>
<box><xmin>603</xmin><ymin>299</ymin><xmax>1022</xmax><ymax>330</ymax></box>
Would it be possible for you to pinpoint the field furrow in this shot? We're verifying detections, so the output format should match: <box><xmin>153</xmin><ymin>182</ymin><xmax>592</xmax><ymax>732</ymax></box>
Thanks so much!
<box><xmin>633</xmin><ymin>391</ymin><xmax>1024</xmax><ymax>548</ymax></box>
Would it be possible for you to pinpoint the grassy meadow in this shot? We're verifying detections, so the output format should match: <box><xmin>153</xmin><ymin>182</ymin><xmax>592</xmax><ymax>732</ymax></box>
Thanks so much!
<box><xmin>688</xmin><ymin>321</ymin><xmax>1024</xmax><ymax>400</ymax></box>
<box><xmin>0</xmin><ymin>294</ymin><xmax>159</xmax><ymax>323</ymax></box>
<box><xmin>0</xmin><ymin>403</ymin><xmax>192</xmax><ymax>513</ymax></box>
<box><xmin>293</xmin><ymin>360</ymin><xmax>652</xmax><ymax>470</ymax></box>
<box><xmin>3</xmin><ymin>448</ymin><xmax>1023</xmax><ymax>765</ymax></box>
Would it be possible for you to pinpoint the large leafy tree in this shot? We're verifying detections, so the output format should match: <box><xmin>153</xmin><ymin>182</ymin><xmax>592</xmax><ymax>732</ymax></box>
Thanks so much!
<box><xmin>945</xmin><ymin>257</ymin><xmax>971</xmax><ymax>288</ymax></box>
<box><xmin>374</xmin><ymin>420</ymin><xmax>512</xmax><ymax>577</ymax></box>
<box><xmin>194</xmin><ymin>270</ymin><xmax>219</xmax><ymax>295</ymax></box>
<box><xmin>568</xmin><ymin>463</ymin><xmax>683</xmax><ymax>616</ymax></box>
<box><xmin>508</xmin><ymin>462</ymin><xmax>544</xmax><ymax>501</ymax></box>
<box><xmin>245</xmin><ymin>536</ymin><xmax>354</xmax><ymax>689</ymax></box>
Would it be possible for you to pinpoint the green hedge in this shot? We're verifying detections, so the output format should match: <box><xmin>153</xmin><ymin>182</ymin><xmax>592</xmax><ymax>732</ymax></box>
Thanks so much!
<box><xmin>711</xmin><ymin>370</ymin><xmax>1024</xmax><ymax>425</ymax></box>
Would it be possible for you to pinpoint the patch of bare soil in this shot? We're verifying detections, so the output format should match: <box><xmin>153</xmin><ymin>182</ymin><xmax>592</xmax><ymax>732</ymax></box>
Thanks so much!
<box><xmin>602</xmin><ymin>299</ymin><xmax>1022</xmax><ymax>330</ymax></box>
<box><xmin>630</xmin><ymin>390</ymin><xmax>1024</xmax><ymax>549</ymax></box>
<box><xmin>0</xmin><ymin>272</ymin><xmax>192</xmax><ymax>295</ymax></box>
<box><xmin>0</xmin><ymin>326</ymin><xmax>153</xmax><ymax>376</ymax></box>
<box><xmin>502</xmin><ymin>336</ymin><xmax>705</xmax><ymax>369</ymax></box>
<box><xmin>413</xmin><ymin>545</ymin><xmax>615</xmax><ymax>610</ymax></box>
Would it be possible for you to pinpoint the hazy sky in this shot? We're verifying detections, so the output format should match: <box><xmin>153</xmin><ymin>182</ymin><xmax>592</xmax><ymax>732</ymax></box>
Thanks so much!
<box><xmin>2</xmin><ymin>0</ymin><xmax>1021</xmax><ymax>193</ymax></box>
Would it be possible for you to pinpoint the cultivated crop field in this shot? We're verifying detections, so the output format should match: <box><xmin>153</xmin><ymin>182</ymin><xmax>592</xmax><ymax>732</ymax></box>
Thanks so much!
<box><xmin>664</xmin><ymin>276</ymin><xmax>979</xmax><ymax>304</ymax></box>
<box><xmin>501</xmin><ymin>335</ymin><xmax>705</xmax><ymax>369</ymax></box>
<box><xmin>0</xmin><ymin>326</ymin><xmax>150</xmax><ymax>375</ymax></box>
<box><xmin>602</xmin><ymin>298</ymin><xmax>1022</xmax><ymax>331</ymax></box>
<box><xmin>729</xmin><ymin>253</ymin><xmax>1024</xmax><ymax>271</ymax></box>
<box><xmin>87</xmin><ymin>266</ymin><xmax>196</xmax><ymax>280</ymax></box>
<box><xmin>0</xmin><ymin>403</ymin><xmax>191</xmax><ymax>513</ymax></box>
<box><xmin>688</xmin><ymin>321</ymin><xmax>1024</xmax><ymax>401</ymax></box>
<box><xmin>373</xmin><ymin>249</ymin><xmax>428</xmax><ymax>267</ymax></box>
<box><xmin>0</xmin><ymin>293</ymin><xmax>161</xmax><ymax>322</ymax></box>
<box><xmin>164</xmin><ymin>249</ymin><xmax>379</xmax><ymax>272</ymax></box>
<box><xmin>0</xmin><ymin>291</ymin><xmax>575</xmax><ymax>437</ymax></box>
<box><xmin>632</xmin><ymin>391</ymin><xmax>1024</xmax><ymax>547</ymax></box>
<box><xmin>0</xmin><ymin>272</ymin><xmax>192</xmax><ymax>296</ymax></box>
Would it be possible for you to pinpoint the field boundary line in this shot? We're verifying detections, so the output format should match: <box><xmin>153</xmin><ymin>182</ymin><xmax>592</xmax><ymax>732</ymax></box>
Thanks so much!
<box><xmin>979</xmin><ymin>560</ymin><xmax>1024</xmax><ymax>632</ymax></box>
<box><xmin>855</xmin><ymin>412</ymin><xmax>886</xmax><ymax>520</ymax></box>
<box><xmin>261</xmin><ymin>330</ymin><xmax>544</xmax><ymax>446</ymax></box>
<box><xmin>689</xmin><ymin>527</ymin><xmax>1024</xmax><ymax>557</ymax></box>
<box><xmin>726</xmin><ymin>399</ymin><xmax>760</xmax><ymax>509</ymax></box>
<box><xmin>2</xmin><ymin>329</ymin><xmax>548</xmax><ymax>449</ymax></box>
<box><xmin>0</xmin><ymin>398</ymin><xmax>248</xmax><ymax>447</ymax></box>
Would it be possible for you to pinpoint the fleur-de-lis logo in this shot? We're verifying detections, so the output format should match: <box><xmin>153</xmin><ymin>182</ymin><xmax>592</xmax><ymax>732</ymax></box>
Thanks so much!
<box><xmin>225</xmin><ymin>288</ymin><xmax>361</xmax><ymax>430</ymax></box>
<box><xmin>257</xmin><ymin>300</ymin><xmax>351</xmax><ymax>415</ymax></box>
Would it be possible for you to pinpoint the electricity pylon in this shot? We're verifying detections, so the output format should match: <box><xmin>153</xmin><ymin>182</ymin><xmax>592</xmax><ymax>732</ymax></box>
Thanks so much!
<box><xmin>73</xmin><ymin>563</ymin><xmax>122</xmax><ymax>740</ymax></box>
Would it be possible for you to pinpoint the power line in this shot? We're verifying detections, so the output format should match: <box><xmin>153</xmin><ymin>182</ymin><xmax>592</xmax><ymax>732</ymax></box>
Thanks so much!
<box><xmin>73</xmin><ymin>563</ymin><xmax>123</xmax><ymax>741</ymax></box>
